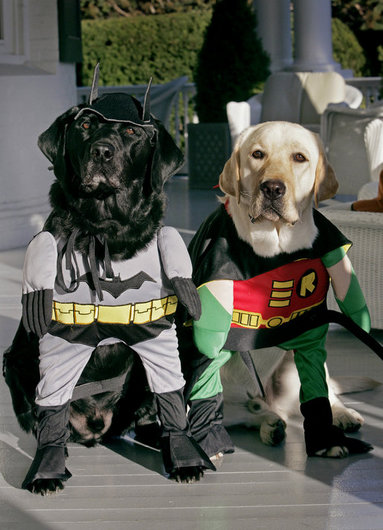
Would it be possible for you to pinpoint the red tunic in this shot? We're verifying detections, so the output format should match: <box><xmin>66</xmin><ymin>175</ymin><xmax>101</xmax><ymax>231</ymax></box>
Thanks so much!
<box><xmin>232</xmin><ymin>257</ymin><xmax>329</xmax><ymax>331</ymax></box>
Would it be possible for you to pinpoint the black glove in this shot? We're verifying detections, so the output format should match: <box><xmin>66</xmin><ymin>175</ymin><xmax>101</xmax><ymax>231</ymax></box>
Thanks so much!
<box><xmin>171</xmin><ymin>277</ymin><xmax>201</xmax><ymax>321</ymax></box>
<box><xmin>22</xmin><ymin>289</ymin><xmax>53</xmax><ymax>337</ymax></box>
<box><xmin>301</xmin><ymin>397</ymin><xmax>373</xmax><ymax>456</ymax></box>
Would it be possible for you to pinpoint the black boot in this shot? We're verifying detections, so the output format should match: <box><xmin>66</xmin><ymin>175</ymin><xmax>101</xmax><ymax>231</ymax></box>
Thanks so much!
<box><xmin>188</xmin><ymin>393</ymin><xmax>234</xmax><ymax>457</ymax></box>
<box><xmin>22</xmin><ymin>403</ymin><xmax>72</xmax><ymax>492</ymax></box>
<box><xmin>301</xmin><ymin>397</ymin><xmax>373</xmax><ymax>457</ymax></box>
<box><xmin>155</xmin><ymin>388</ymin><xmax>215</xmax><ymax>480</ymax></box>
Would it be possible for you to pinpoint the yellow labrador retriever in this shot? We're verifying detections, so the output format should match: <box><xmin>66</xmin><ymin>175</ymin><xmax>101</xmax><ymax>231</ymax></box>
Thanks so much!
<box><xmin>183</xmin><ymin>121</ymin><xmax>374</xmax><ymax>461</ymax></box>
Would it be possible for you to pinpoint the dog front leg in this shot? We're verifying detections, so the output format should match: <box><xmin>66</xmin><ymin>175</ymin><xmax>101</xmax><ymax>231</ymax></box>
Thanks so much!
<box><xmin>155</xmin><ymin>388</ymin><xmax>215</xmax><ymax>483</ymax></box>
<box><xmin>22</xmin><ymin>403</ymin><xmax>72</xmax><ymax>495</ymax></box>
<box><xmin>301</xmin><ymin>397</ymin><xmax>372</xmax><ymax>457</ymax></box>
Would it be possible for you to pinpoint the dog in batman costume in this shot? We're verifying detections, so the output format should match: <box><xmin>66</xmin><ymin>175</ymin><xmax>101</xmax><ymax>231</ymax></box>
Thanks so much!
<box><xmin>10</xmin><ymin>66</ymin><xmax>214</xmax><ymax>495</ymax></box>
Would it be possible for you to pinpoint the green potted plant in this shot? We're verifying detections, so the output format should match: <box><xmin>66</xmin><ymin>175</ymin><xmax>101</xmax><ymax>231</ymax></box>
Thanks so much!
<box><xmin>188</xmin><ymin>0</ymin><xmax>270</xmax><ymax>189</ymax></box>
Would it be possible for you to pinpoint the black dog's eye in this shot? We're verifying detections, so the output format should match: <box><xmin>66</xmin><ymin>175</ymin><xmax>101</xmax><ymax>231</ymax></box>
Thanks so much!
<box><xmin>126</xmin><ymin>128</ymin><xmax>135</xmax><ymax>135</ymax></box>
<box><xmin>293</xmin><ymin>153</ymin><xmax>307</xmax><ymax>162</ymax></box>
<box><xmin>252</xmin><ymin>150</ymin><xmax>264</xmax><ymax>159</ymax></box>
<box><xmin>82</xmin><ymin>120</ymin><xmax>91</xmax><ymax>130</ymax></box>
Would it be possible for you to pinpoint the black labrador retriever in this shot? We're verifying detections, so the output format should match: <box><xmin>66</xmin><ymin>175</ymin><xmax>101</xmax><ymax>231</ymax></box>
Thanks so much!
<box><xmin>3</xmin><ymin>85</ymin><xmax>214</xmax><ymax>495</ymax></box>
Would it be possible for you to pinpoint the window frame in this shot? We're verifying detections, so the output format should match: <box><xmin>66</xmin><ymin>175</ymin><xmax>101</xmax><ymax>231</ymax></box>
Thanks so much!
<box><xmin>0</xmin><ymin>0</ymin><xmax>28</xmax><ymax>65</ymax></box>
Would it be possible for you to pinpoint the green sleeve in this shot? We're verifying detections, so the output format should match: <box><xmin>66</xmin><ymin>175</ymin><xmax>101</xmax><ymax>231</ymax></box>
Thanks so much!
<box><xmin>322</xmin><ymin>246</ymin><xmax>371</xmax><ymax>333</ymax></box>
<box><xmin>193</xmin><ymin>284</ymin><xmax>232</xmax><ymax>359</ymax></box>
<box><xmin>321</xmin><ymin>245</ymin><xmax>347</xmax><ymax>268</ymax></box>
<box><xmin>335</xmin><ymin>270</ymin><xmax>371</xmax><ymax>332</ymax></box>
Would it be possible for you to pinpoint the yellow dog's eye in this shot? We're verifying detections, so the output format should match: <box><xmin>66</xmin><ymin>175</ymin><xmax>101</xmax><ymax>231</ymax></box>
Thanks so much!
<box><xmin>293</xmin><ymin>153</ymin><xmax>306</xmax><ymax>162</ymax></box>
<box><xmin>252</xmin><ymin>150</ymin><xmax>264</xmax><ymax>159</ymax></box>
<box><xmin>126</xmin><ymin>128</ymin><xmax>135</xmax><ymax>135</ymax></box>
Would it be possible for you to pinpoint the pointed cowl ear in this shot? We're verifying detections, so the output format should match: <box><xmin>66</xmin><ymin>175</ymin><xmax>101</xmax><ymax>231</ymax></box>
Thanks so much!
<box><xmin>38</xmin><ymin>106</ymin><xmax>81</xmax><ymax>181</ymax></box>
<box><xmin>148</xmin><ymin>119</ymin><xmax>184</xmax><ymax>193</ymax></box>
<box><xmin>219</xmin><ymin>145</ymin><xmax>241</xmax><ymax>203</ymax></box>
<box><xmin>313</xmin><ymin>137</ymin><xmax>338</xmax><ymax>206</ymax></box>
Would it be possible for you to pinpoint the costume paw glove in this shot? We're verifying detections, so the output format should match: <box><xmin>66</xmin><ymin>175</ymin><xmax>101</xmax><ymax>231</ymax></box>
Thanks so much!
<box><xmin>171</xmin><ymin>277</ymin><xmax>201</xmax><ymax>320</ymax></box>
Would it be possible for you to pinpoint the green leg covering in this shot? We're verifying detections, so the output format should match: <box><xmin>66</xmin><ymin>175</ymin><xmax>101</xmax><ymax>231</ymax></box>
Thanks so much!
<box><xmin>280</xmin><ymin>324</ymin><xmax>329</xmax><ymax>404</ymax></box>
<box><xmin>189</xmin><ymin>349</ymin><xmax>233</xmax><ymax>401</ymax></box>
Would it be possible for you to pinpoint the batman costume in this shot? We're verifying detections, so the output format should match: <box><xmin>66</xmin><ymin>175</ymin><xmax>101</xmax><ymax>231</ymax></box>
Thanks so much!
<box><xmin>179</xmin><ymin>203</ymin><xmax>373</xmax><ymax>458</ymax></box>
<box><xmin>22</xmin><ymin>226</ymin><xmax>214</xmax><ymax>488</ymax></box>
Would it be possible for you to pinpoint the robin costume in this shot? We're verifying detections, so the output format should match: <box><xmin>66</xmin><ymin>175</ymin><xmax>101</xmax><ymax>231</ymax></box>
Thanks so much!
<box><xmin>179</xmin><ymin>204</ymin><xmax>373</xmax><ymax>458</ymax></box>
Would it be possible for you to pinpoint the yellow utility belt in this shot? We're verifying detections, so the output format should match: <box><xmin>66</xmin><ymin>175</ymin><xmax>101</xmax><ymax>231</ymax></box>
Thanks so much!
<box><xmin>52</xmin><ymin>295</ymin><xmax>178</xmax><ymax>326</ymax></box>
<box><xmin>232</xmin><ymin>299</ymin><xmax>323</xmax><ymax>330</ymax></box>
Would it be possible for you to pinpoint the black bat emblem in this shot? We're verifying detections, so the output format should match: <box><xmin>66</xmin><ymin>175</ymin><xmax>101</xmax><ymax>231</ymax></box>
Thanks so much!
<box><xmin>78</xmin><ymin>271</ymin><xmax>155</xmax><ymax>298</ymax></box>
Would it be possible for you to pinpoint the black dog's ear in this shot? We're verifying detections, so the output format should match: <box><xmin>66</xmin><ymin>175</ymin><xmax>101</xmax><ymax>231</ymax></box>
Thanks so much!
<box><xmin>38</xmin><ymin>106</ymin><xmax>81</xmax><ymax>178</ymax></box>
<box><xmin>150</xmin><ymin>119</ymin><xmax>184</xmax><ymax>192</ymax></box>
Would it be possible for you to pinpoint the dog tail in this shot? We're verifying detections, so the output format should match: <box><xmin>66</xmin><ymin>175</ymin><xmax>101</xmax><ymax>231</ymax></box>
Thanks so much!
<box><xmin>330</xmin><ymin>376</ymin><xmax>381</xmax><ymax>395</ymax></box>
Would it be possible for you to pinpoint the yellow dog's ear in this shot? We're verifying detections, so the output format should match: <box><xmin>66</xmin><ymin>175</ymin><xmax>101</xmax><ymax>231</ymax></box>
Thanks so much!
<box><xmin>219</xmin><ymin>146</ymin><xmax>242</xmax><ymax>204</ymax></box>
<box><xmin>313</xmin><ymin>140</ymin><xmax>338</xmax><ymax>206</ymax></box>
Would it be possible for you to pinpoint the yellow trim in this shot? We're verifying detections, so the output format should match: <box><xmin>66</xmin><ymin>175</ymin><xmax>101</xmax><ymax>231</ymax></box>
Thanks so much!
<box><xmin>232</xmin><ymin>299</ymin><xmax>324</xmax><ymax>330</ymax></box>
<box><xmin>269</xmin><ymin>299</ymin><xmax>291</xmax><ymax>307</ymax></box>
<box><xmin>272</xmin><ymin>280</ymin><xmax>294</xmax><ymax>289</ymax></box>
<box><xmin>270</xmin><ymin>290</ymin><xmax>293</xmax><ymax>298</ymax></box>
<box><xmin>52</xmin><ymin>296</ymin><xmax>178</xmax><ymax>326</ymax></box>
<box><xmin>98</xmin><ymin>304</ymin><xmax>132</xmax><ymax>325</ymax></box>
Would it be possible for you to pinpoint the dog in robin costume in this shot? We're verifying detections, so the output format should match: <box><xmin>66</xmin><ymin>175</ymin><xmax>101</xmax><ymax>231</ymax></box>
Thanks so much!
<box><xmin>178</xmin><ymin>122</ymin><xmax>375</xmax><ymax>462</ymax></box>
<box><xmin>5</xmin><ymin>66</ymin><xmax>214</xmax><ymax>495</ymax></box>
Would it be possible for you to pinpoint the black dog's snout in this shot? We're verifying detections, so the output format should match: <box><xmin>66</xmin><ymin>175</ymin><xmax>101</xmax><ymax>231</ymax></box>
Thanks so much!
<box><xmin>260</xmin><ymin>180</ymin><xmax>286</xmax><ymax>201</ymax></box>
<box><xmin>91</xmin><ymin>142</ymin><xmax>115</xmax><ymax>162</ymax></box>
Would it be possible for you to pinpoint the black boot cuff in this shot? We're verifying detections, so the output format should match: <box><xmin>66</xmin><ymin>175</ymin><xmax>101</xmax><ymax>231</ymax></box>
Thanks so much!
<box><xmin>161</xmin><ymin>432</ymin><xmax>216</xmax><ymax>474</ymax></box>
<box><xmin>22</xmin><ymin>446</ymin><xmax>72</xmax><ymax>490</ymax></box>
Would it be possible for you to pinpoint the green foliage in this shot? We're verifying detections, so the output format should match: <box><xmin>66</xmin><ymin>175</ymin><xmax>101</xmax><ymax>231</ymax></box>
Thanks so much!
<box><xmin>81</xmin><ymin>11</ymin><xmax>211</xmax><ymax>85</ymax></box>
<box><xmin>194</xmin><ymin>0</ymin><xmax>270</xmax><ymax>123</ymax></box>
<box><xmin>332</xmin><ymin>18</ymin><xmax>366</xmax><ymax>76</ymax></box>
<box><xmin>332</xmin><ymin>0</ymin><xmax>383</xmax><ymax>75</ymax></box>
<box><xmin>331</xmin><ymin>0</ymin><xmax>383</xmax><ymax>31</ymax></box>
<box><xmin>80</xmin><ymin>0</ymin><xmax>216</xmax><ymax>18</ymax></box>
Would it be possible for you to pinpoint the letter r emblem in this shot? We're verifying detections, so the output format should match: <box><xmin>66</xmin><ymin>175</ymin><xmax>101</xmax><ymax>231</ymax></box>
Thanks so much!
<box><xmin>298</xmin><ymin>270</ymin><xmax>317</xmax><ymax>298</ymax></box>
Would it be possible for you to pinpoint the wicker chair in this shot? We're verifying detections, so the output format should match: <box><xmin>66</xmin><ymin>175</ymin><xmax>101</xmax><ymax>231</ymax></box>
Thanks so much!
<box><xmin>321</xmin><ymin>207</ymin><xmax>383</xmax><ymax>330</ymax></box>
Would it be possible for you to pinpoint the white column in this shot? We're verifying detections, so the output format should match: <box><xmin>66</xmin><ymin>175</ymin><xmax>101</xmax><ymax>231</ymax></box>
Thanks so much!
<box><xmin>253</xmin><ymin>0</ymin><xmax>293</xmax><ymax>73</ymax></box>
<box><xmin>291</xmin><ymin>0</ymin><xmax>340</xmax><ymax>72</ymax></box>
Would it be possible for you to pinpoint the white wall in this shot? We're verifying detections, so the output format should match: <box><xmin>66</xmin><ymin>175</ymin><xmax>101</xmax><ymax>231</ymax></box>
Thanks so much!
<box><xmin>0</xmin><ymin>1</ymin><xmax>78</xmax><ymax>250</ymax></box>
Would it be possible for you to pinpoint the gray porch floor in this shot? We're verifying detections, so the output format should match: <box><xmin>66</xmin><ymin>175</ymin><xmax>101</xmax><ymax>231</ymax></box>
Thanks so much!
<box><xmin>1</xmin><ymin>177</ymin><xmax>383</xmax><ymax>529</ymax></box>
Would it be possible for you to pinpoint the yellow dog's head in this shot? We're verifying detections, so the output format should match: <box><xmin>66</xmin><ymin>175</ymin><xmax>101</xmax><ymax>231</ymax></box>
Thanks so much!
<box><xmin>219</xmin><ymin>121</ymin><xmax>338</xmax><ymax>226</ymax></box>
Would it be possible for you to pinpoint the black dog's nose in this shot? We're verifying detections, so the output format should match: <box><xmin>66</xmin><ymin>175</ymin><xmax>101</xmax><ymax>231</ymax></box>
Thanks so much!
<box><xmin>260</xmin><ymin>180</ymin><xmax>286</xmax><ymax>200</ymax></box>
<box><xmin>91</xmin><ymin>142</ymin><xmax>115</xmax><ymax>162</ymax></box>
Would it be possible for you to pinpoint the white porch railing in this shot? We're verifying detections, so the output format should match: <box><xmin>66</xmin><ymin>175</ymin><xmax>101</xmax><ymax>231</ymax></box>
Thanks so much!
<box><xmin>77</xmin><ymin>77</ymin><xmax>381</xmax><ymax>174</ymax></box>
<box><xmin>345</xmin><ymin>77</ymin><xmax>382</xmax><ymax>107</ymax></box>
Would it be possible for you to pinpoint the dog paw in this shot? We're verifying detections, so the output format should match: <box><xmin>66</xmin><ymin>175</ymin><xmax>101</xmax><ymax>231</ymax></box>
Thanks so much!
<box><xmin>332</xmin><ymin>405</ymin><xmax>364</xmax><ymax>433</ymax></box>
<box><xmin>260</xmin><ymin>418</ymin><xmax>286</xmax><ymax>446</ymax></box>
<box><xmin>210</xmin><ymin>452</ymin><xmax>224</xmax><ymax>469</ymax></box>
<box><xmin>170</xmin><ymin>466</ymin><xmax>204</xmax><ymax>484</ymax></box>
<box><xmin>27</xmin><ymin>478</ymin><xmax>64</xmax><ymax>495</ymax></box>
<box><xmin>314</xmin><ymin>445</ymin><xmax>350</xmax><ymax>458</ymax></box>
<box><xmin>313</xmin><ymin>437</ymin><xmax>373</xmax><ymax>458</ymax></box>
